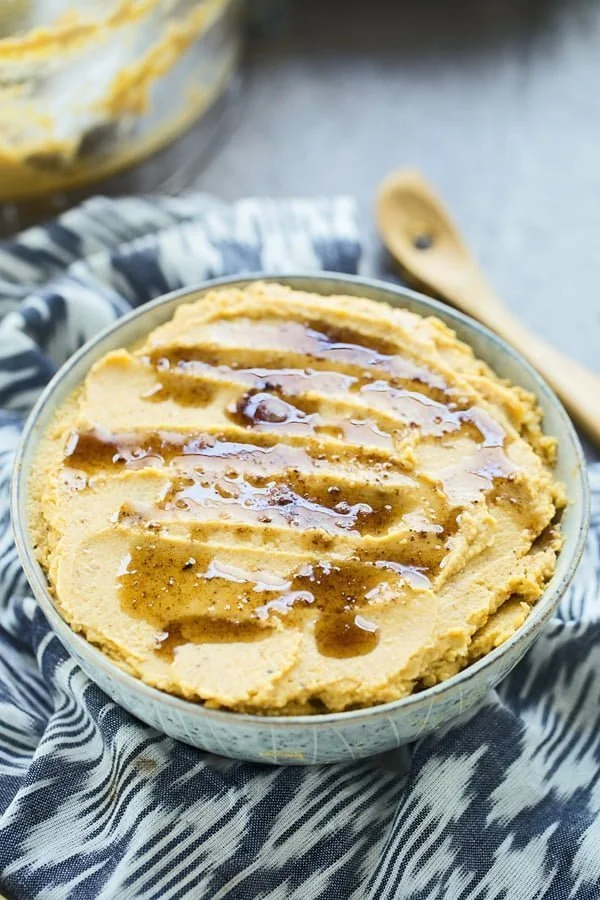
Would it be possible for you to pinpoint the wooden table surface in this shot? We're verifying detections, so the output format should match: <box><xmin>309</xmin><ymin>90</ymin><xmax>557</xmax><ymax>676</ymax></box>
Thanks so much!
<box><xmin>191</xmin><ymin>0</ymin><xmax>600</xmax><ymax>458</ymax></box>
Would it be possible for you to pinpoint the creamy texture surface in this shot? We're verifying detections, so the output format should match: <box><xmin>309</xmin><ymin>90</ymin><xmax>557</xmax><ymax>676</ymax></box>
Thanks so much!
<box><xmin>29</xmin><ymin>282</ymin><xmax>565</xmax><ymax>714</ymax></box>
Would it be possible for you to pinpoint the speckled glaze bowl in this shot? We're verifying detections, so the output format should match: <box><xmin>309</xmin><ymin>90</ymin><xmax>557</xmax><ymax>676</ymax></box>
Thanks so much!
<box><xmin>12</xmin><ymin>274</ymin><xmax>590</xmax><ymax>765</ymax></box>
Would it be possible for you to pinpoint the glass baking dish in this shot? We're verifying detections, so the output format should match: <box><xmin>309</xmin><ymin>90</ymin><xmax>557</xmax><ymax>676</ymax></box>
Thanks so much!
<box><xmin>0</xmin><ymin>0</ymin><xmax>241</xmax><ymax>226</ymax></box>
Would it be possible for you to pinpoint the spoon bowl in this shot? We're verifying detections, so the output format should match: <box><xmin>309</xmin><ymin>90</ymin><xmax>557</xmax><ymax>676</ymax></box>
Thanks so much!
<box><xmin>376</xmin><ymin>167</ymin><xmax>600</xmax><ymax>445</ymax></box>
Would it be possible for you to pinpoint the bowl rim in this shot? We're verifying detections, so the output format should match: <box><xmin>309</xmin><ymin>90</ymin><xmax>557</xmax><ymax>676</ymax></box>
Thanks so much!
<box><xmin>11</xmin><ymin>271</ymin><xmax>591</xmax><ymax>728</ymax></box>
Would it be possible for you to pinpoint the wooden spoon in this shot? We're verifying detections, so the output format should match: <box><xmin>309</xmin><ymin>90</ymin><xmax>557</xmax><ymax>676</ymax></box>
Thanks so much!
<box><xmin>376</xmin><ymin>167</ymin><xmax>600</xmax><ymax>445</ymax></box>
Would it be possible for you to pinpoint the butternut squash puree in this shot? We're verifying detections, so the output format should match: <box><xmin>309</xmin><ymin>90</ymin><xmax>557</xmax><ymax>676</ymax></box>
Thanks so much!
<box><xmin>29</xmin><ymin>284</ymin><xmax>564</xmax><ymax>714</ymax></box>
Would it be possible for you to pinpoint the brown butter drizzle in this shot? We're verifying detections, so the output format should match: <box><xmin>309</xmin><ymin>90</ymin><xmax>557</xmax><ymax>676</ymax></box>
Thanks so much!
<box><xmin>118</xmin><ymin>540</ymin><xmax>431</xmax><ymax>660</ymax></box>
<box><xmin>147</xmin><ymin>316</ymin><xmax>447</xmax><ymax>390</ymax></box>
<box><xmin>63</xmin><ymin>428</ymin><xmax>403</xmax><ymax>477</ymax></box>
<box><xmin>67</xmin><ymin>313</ymin><xmax>522</xmax><ymax>661</ymax></box>
<box><xmin>162</xmin><ymin>472</ymin><xmax>400</xmax><ymax>537</ymax></box>
<box><xmin>140</xmin><ymin>314</ymin><xmax>504</xmax><ymax>447</ymax></box>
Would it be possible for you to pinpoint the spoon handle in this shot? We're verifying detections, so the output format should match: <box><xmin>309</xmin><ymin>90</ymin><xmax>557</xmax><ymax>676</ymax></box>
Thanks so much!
<box><xmin>461</xmin><ymin>288</ymin><xmax>600</xmax><ymax>445</ymax></box>
<box><xmin>376</xmin><ymin>169</ymin><xmax>600</xmax><ymax>445</ymax></box>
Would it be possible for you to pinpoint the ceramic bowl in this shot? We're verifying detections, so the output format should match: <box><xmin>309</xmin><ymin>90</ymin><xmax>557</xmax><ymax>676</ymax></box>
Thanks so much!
<box><xmin>11</xmin><ymin>274</ymin><xmax>590</xmax><ymax>765</ymax></box>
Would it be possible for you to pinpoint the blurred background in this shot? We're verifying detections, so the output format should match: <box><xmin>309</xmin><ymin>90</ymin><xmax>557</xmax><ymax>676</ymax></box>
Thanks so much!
<box><xmin>1</xmin><ymin>0</ymin><xmax>598</xmax><ymax>419</ymax></box>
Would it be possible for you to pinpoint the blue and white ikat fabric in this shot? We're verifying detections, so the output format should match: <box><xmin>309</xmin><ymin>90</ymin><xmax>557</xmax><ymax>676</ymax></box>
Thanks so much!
<box><xmin>0</xmin><ymin>193</ymin><xmax>599</xmax><ymax>899</ymax></box>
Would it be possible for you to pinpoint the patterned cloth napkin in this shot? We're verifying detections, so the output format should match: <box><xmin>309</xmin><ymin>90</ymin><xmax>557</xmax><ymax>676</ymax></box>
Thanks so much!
<box><xmin>0</xmin><ymin>194</ymin><xmax>599</xmax><ymax>900</ymax></box>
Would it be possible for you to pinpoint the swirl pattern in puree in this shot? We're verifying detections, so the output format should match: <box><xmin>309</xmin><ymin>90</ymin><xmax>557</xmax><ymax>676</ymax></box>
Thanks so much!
<box><xmin>29</xmin><ymin>283</ymin><xmax>565</xmax><ymax>714</ymax></box>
